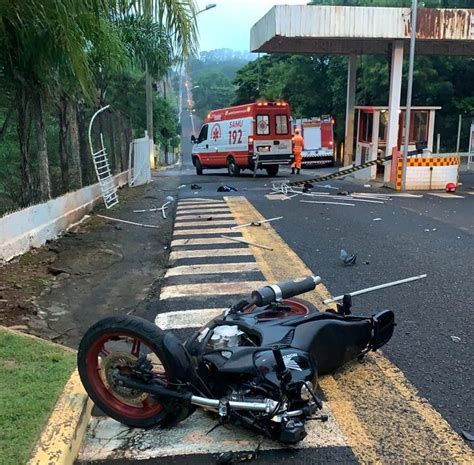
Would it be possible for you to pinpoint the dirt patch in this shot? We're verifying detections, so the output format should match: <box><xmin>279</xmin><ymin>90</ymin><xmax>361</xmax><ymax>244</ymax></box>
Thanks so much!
<box><xmin>0</xmin><ymin>176</ymin><xmax>180</xmax><ymax>347</ymax></box>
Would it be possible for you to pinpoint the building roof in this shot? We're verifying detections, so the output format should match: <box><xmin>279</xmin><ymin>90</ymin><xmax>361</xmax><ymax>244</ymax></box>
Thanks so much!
<box><xmin>250</xmin><ymin>6</ymin><xmax>474</xmax><ymax>56</ymax></box>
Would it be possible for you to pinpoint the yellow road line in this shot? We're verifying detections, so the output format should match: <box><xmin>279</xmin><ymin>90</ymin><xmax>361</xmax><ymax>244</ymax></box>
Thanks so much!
<box><xmin>226</xmin><ymin>196</ymin><xmax>473</xmax><ymax>464</ymax></box>
<box><xmin>160</xmin><ymin>281</ymin><xmax>266</xmax><ymax>299</ymax></box>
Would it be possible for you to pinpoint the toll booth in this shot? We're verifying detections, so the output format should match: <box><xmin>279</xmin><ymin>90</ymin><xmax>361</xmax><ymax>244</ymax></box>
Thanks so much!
<box><xmin>354</xmin><ymin>106</ymin><xmax>441</xmax><ymax>182</ymax></box>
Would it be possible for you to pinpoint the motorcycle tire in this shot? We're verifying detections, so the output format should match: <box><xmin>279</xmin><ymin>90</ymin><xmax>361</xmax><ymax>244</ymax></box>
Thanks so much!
<box><xmin>244</xmin><ymin>297</ymin><xmax>319</xmax><ymax>318</ymax></box>
<box><xmin>78</xmin><ymin>315</ymin><xmax>192</xmax><ymax>428</ymax></box>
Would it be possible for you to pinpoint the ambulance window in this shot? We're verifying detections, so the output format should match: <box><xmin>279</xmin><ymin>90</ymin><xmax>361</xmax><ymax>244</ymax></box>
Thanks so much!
<box><xmin>197</xmin><ymin>124</ymin><xmax>208</xmax><ymax>143</ymax></box>
<box><xmin>256</xmin><ymin>115</ymin><xmax>270</xmax><ymax>135</ymax></box>
<box><xmin>275</xmin><ymin>115</ymin><xmax>288</xmax><ymax>134</ymax></box>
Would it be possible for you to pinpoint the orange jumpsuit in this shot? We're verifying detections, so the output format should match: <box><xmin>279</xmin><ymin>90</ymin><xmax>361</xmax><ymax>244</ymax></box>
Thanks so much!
<box><xmin>292</xmin><ymin>133</ymin><xmax>304</xmax><ymax>170</ymax></box>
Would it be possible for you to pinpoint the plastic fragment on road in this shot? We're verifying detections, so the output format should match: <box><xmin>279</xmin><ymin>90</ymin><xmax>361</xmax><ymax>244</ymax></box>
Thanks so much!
<box><xmin>217</xmin><ymin>185</ymin><xmax>238</xmax><ymax>192</ymax></box>
<box><xmin>373</xmin><ymin>218</ymin><xmax>382</xmax><ymax>221</ymax></box>
<box><xmin>450</xmin><ymin>336</ymin><xmax>461</xmax><ymax>343</ymax></box>
<box><xmin>340</xmin><ymin>249</ymin><xmax>357</xmax><ymax>266</ymax></box>
<box><xmin>96</xmin><ymin>214</ymin><xmax>159</xmax><ymax>229</ymax></box>
<box><xmin>461</xmin><ymin>431</ymin><xmax>474</xmax><ymax>441</ymax></box>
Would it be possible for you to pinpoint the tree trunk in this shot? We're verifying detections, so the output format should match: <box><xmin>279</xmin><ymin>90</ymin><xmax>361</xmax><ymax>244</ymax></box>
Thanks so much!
<box><xmin>68</xmin><ymin>100</ymin><xmax>82</xmax><ymax>189</ymax></box>
<box><xmin>33</xmin><ymin>92</ymin><xmax>51</xmax><ymax>201</ymax></box>
<box><xmin>58</xmin><ymin>94</ymin><xmax>69</xmax><ymax>191</ymax></box>
<box><xmin>77</xmin><ymin>100</ymin><xmax>92</xmax><ymax>185</ymax></box>
<box><xmin>119</xmin><ymin>115</ymin><xmax>129</xmax><ymax>172</ymax></box>
<box><xmin>0</xmin><ymin>105</ymin><xmax>14</xmax><ymax>142</ymax></box>
<box><xmin>107</xmin><ymin>113</ymin><xmax>118</xmax><ymax>173</ymax></box>
<box><xmin>17</xmin><ymin>89</ymin><xmax>33</xmax><ymax>206</ymax></box>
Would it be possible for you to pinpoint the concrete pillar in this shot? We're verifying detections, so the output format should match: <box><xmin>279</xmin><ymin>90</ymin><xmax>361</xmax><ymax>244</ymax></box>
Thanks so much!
<box><xmin>370</xmin><ymin>110</ymin><xmax>380</xmax><ymax>179</ymax></box>
<box><xmin>384</xmin><ymin>40</ymin><xmax>404</xmax><ymax>182</ymax></box>
<box><xmin>344</xmin><ymin>55</ymin><xmax>357</xmax><ymax>166</ymax></box>
<box><xmin>427</xmin><ymin>110</ymin><xmax>436</xmax><ymax>152</ymax></box>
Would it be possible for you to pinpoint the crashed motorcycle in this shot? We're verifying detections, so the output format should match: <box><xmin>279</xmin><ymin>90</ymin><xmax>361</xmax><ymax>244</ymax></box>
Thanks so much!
<box><xmin>77</xmin><ymin>275</ymin><xmax>395</xmax><ymax>444</ymax></box>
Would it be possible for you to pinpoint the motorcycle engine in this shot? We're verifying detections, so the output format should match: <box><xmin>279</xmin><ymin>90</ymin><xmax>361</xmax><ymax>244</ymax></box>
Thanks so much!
<box><xmin>209</xmin><ymin>325</ymin><xmax>243</xmax><ymax>350</ymax></box>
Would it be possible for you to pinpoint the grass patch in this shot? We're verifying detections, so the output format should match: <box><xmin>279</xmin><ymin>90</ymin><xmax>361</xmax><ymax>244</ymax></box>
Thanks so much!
<box><xmin>0</xmin><ymin>328</ymin><xmax>76</xmax><ymax>465</ymax></box>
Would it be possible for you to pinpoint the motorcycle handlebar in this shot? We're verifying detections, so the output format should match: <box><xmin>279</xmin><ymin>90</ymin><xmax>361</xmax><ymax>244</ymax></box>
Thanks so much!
<box><xmin>251</xmin><ymin>275</ymin><xmax>322</xmax><ymax>307</ymax></box>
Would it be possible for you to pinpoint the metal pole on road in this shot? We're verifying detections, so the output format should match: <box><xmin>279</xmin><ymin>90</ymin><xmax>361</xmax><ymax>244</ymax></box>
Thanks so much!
<box><xmin>456</xmin><ymin>114</ymin><xmax>462</xmax><ymax>154</ymax></box>
<box><xmin>401</xmin><ymin>0</ymin><xmax>417</xmax><ymax>192</ymax></box>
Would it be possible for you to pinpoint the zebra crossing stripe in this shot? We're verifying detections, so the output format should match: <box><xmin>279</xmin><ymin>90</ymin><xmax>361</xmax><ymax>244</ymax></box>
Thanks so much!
<box><xmin>160</xmin><ymin>281</ymin><xmax>267</xmax><ymax>299</ymax></box>
<box><xmin>169</xmin><ymin>248</ymin><xmax>253</xmax><ymax>260</ymax></box>
<box><xmin>155</xmin><ymin>308</ymin><xmax>226</xmax><ymax>329</ymax></box>
<box><xmin>165</xmin><ymin>262</ymin><xmax>260</xmax><ymax>277</ymax></box>
<box><xmin>171</xmin><ymin>237</ymin><xmax>240</xmax><ymax>246</ymax></box>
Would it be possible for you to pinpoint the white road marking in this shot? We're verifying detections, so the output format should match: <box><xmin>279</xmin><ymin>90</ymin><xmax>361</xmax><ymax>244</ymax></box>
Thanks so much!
<box><xmin>175</xmin><ymin>213</ymin><xmax>234</xmax><ymax>220</ymax></box>
<box><xmin>176</xmin><ymin>208</ymin><xmax>231</xmax><ymax>215</ymax></box>
<box><xmin>301</xmin><ymin>200</ymin><xmax>355</xmax><ymax>207</ymax></box>
<box><xmin>160</xmin><ymin>281</ymin><xmax>266</xmax><ymax>299</ymax></box>
<box><xmin>165</xmin><ymin>262</ymin><xmax>259</xmax><ymax>277</ymax></box>
<box><xmin>390</xmin><ymin>193</ymin><xmax>424</xmax><ymax>198</ymax></box>
<box><xmin>178</xmin><ymin>200</ymin><xmax>225</xmax><ymax>206</ymax></box>
<box><xmin>171</xmin><ymin>237</ymin><xmax>241</xmax><ymax>247</ymax></box>
<box><xmin>177</xmin><ymin>203</ymin><xmax>228</xmax><ymax>212</ymax></box>
<box><xmin>428</xmin><ymin>193</ymin><xmax>465</xmax><ymax>199</ymax></box>
<box><xmin>169</xmin><ymin>248</ymin><xmax>253</xmax><ymax>260</ymax></box>
<box><xmin>175</xmin><ymin>220</ymin><xmax>237</xmax><ymax>227</ymax></box>
<box><xmin>173</xmin><ymin>228</ymin><xmax>240</xmax><ymax>236</ymax></box>
<box><xmin>155</xmin><ymin>308</ymin><xmax>226</xmax><ymax>329</ymax></box>
<box><xmin>79</xmin><ymin>406</ymin><xmax>346</xmax><ymax>461</ymax></box>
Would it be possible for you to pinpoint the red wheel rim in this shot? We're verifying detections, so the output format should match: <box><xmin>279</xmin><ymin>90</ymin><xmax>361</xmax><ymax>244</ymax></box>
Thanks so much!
<box><xmin>243</xmin><ymin>299</ymin><xmax>311</xmax><ymax>318</ymax></box>
<box><xmin>85</xmin><ymin>331</ymin><xmax>166</xmax><ymax>420</ymax></box>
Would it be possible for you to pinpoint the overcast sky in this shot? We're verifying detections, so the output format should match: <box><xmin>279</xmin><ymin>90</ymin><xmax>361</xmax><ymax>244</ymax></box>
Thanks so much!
<box><xmin>195</xmin><ymin>0</ymin><xmax>305</xmax><ymax>52</ymax></box>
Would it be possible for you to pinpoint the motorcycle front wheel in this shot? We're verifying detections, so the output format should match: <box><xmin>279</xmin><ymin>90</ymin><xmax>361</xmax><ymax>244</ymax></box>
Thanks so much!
<box><xmin>77</xmin><ymin>316</ymin><xmax>189</xmax><ymax>428</ymax></box>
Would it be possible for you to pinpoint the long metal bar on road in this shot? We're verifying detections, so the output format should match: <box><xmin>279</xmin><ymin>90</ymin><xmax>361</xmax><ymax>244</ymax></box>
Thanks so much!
<box><xmin>230</xmin><ymin>216</ymin><xmax>283</xmax><ymax>230</ymax></box>
<box><xmin>323</xmin><ymin>274</ymin><xmax>428</xmax><ymax>304</ymax></box>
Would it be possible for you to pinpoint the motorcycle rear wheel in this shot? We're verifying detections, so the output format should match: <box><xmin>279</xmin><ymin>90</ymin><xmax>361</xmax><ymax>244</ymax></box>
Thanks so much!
<box><xmin>78</xmin><ymin>316</ymin><xmax>189</xmax><ymax>428</ymax></box>
<box><xmin>243</xmin><ymin>297</ymin><xmax>318</xmax><ymax>318</ymax></box>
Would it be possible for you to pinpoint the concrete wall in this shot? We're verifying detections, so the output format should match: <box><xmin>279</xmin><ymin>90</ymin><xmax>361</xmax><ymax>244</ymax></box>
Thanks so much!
<box><xmin>395</xmin><ymin>157</ymin><xmax>459</xmax><ymax>191</ymax></box>
<box><xmin>0</xmin><ymin>172</ymin><xmax>128</xmax><ymax>262</ymax></box>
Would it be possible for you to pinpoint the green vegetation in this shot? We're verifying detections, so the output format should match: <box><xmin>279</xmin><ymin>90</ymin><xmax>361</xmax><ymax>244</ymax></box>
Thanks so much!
<box><xmin>0</xmin><ymin>328</ymin><xmax>76</xmax><ymax>465</ymax></box>
<box><xmin>0</xmin><ymin>1</ymin><xmax>197</xmax><ymax>215</ymax></box>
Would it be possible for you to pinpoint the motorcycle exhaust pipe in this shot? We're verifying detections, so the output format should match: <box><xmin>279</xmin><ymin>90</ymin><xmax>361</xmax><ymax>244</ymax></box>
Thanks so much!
<box><xmin>191</xmin><ymin>395</ymin><xmax>278</xmax><ymax>413</ymax></box>
<box><xmin>115</xmin><ymin>375</ymin><xmax>278</xmax><ymax>413</ymax></box>
<box><xmin>252</xmin><ymin>275</ymin><xmax>322</xmax><ymax>307</ymax></box>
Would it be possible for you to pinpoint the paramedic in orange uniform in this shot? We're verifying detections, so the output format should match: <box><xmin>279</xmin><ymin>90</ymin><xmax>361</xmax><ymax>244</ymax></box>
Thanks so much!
<box><xmin>291</xmin><ymin>128</ymin><xmax>304</xmax><ymax>174</ymax></box>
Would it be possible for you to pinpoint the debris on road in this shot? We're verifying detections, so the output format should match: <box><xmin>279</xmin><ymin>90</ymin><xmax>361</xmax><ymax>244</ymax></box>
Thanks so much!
<box><xmin>96</xmin><ymin>214</ymin><xmax>159</xmax><ymax>229</ymax></box>
<box><xmin>231</xmin><ymin>216</ymin><xmax>284</xmax><ymax>230</ymax></box>
<box><xmin>301</xmin><ymin>200</ymin><xmax>355</xmax><ymax>207</ymax></box>
<box><xmin>220</xmin><ymin>235</ymin><xmax>273</xmax><ymax>251</ymax></box>
<box><xmin>450</xmin><ymin>336</ymin><xmax>461</xmax><ymax>343</ymax></box>
<box><xmin>218</xmin><ymin>185</ymin><xmax>239</xmax><ymax>192</ymax></box>
<box><xmin>373</xmin><ymin>218</ymin><xmax>382</xmax><ymax>221</ymax></box>
<box><xmin>323</xmin><ymin>274</ymin><xmax>428</xmax><ymax>304</ymax></box>
<box><xmin>461</xmin><ymin>431</ymin><xmax>474</xmax><ymax>441</ymax></box>
<box><xmin>340</xmin><ymin>249</ymin><xmax>357</xmax><ymax>266</ymax></box>
<box><xmin>190</xmin><ymin>184</ymin><xmax>202</xmax><ymax>190</ymax></box>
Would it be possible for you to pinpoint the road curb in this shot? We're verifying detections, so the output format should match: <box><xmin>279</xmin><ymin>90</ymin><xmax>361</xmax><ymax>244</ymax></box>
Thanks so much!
<box><xmin>28</xmin><ymin>369</ymin><xmax>92</xmax><ymax>465</ymax></box>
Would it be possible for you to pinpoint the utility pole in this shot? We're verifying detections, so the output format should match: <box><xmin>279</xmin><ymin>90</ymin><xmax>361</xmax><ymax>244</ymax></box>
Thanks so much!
<box><xmin>401</xmin><ymin>0</ymin><xmax>417</xmax><ymax>191</ymax></box>
<box><xmin>146</xmin><ymin>63</ymin><xmax>153</xmax><ymax>141</ymax></box>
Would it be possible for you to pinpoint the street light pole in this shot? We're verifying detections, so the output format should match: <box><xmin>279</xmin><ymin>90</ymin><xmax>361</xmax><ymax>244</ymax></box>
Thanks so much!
<box><xmin>401</xmin><ymin>0</ymin><xmax>417</xmax><ymax>191</ymax></box>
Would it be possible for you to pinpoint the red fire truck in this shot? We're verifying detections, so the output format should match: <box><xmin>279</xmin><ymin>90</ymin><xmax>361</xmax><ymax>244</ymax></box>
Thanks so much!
<box><xmin>293</xmin><ymin>116</ymin><xmax>335</xmax><ymax>166</ymax></box>
<box><xmin>191</xmin><ymin>101</ymin><xmax>293</xmax><ymax>176</ymax></box>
